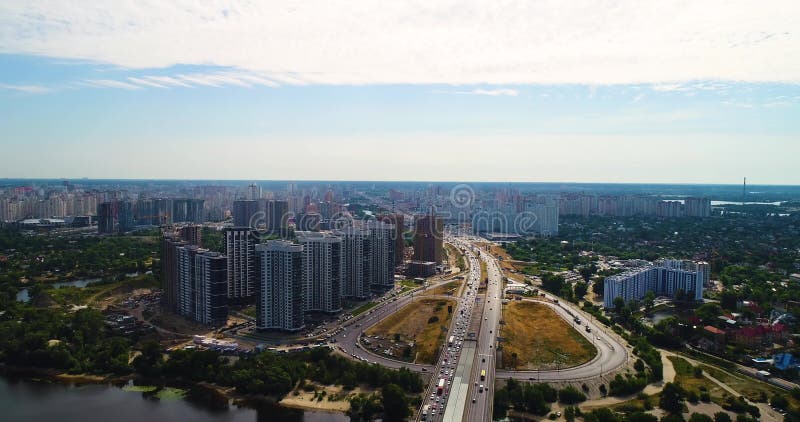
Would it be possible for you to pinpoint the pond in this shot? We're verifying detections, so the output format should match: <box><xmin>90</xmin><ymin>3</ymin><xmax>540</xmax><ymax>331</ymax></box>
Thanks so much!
<box><xmin>16</xmin><ymin>278</ymin><xmax>103</xmax><ymax>302</ymax></box>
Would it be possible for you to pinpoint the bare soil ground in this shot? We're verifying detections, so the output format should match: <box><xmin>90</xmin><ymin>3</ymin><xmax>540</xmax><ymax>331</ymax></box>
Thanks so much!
<box><xmin>501</xmin><ymin>301</ymin><xmax>596</xmax><ymax>370</ymax></box>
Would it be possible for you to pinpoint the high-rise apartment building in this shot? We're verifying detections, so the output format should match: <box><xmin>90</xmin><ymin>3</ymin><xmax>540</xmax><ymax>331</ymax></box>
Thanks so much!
<box><xmin>265</xmin><ymin>199</ymin><xmax>289</xmax><ymax>234</ymax></box>
<box><xmin>366</xmin><ymin>220</ymin><xmax>396</xmax><ymax>292</ymax></box>
<box><xmin>255</xmin><ymin>241</ymin><xmax>305</xmax><ymax>332</ymax></box>
<box><xmin>161</xmin><ymin>234</ymin><xmax>187</xmax><ymax>312</ymax></box>
<box><xmin>379</xmin><ymin>213</ymin><xmax>406</xmax><ymax>266</ymax></box>
<box><xmin>336</xmin><ymin>227</ymin><xmax>370</xmax><ymax>299</ymax></box>
<box><xmin>97</xmin><ymin>202</ymin><xmax>116</xmax><ymax>234</ymax></box>
<box><xmin>413</xmin><ymin>213</ymin><xmax>443</xmax><ymax>263</ymax></box>
<box><xmin>179</xmin><ymin>224</ymin><xmax>202</xmax><ymax>246</ymax></box>
<box><xmin>233</xmin><ymin>199</ymin><xmax>260</xmax><ymax>228</ymax></box>
<box><xmin>296</xmin><ymin>231</ymin><xmax>343</xmax><ymax>314</ymax></box>
<box><xmin>685</xmin><ymin>197</ymin><xmax>712</xmax><ymax>218</ymax></box>
<box><xmin>177</xmin><ymin>245</ymin><xmax>228</xmax><ymax>326</ymax></box>
<box><xmin>223</xmin><ymin>227</ymin><xmax>257</xmax><ymax>303</ymax></box>
<box><xmin>603</xmin><ymin>259</ymin><xmax>705</xmax><ymax>308</ymax></box>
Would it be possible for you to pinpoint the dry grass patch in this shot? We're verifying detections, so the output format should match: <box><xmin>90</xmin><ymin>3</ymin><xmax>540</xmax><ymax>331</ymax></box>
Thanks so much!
<box><xmin>423</xmin><ymin>280</ymin><xmax>462</xmax><ymax>297</ymax></box>
<box><xmin>366</xmin><ymin>298</ymin><xmax>455</xmax><ymax>364</ymax></box>
<box><xmin>501</xmin><ymin>301</ymin><xmax>596</xmax><ymax>370</ymax></box>
<box><xmin>668</xmin><ymin>356</ymin><xmax>727</xmax><ymax>404</ymax></box>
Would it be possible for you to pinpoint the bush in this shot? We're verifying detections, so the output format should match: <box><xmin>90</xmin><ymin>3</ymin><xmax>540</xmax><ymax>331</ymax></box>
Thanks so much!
<box><xmin>689</xmin><ymin>413</ymin><xmax>714</xmax><ymax>422</ymax></box>
<box><xmin>558</xmin><ymin>386</ymin><xmax>587</xmax><ymax>404</ymax></box>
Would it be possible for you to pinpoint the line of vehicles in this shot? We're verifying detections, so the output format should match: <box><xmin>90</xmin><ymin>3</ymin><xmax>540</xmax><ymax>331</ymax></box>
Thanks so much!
<box><xmin>421</xmin><ymin>238</ymin><xmax>482</xmax><ymax>421</ymax></box>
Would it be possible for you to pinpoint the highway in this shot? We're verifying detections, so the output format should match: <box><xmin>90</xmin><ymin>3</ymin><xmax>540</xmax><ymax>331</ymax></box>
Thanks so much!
<box><xmin>333</xmin><ymin>234</ymin><xmax>628</xmax><ymax>421</ymax></box>
<box><xmin>462</xmin><ymin>240</ymin><xmax>504</xmax><ymax>422</ymax></box>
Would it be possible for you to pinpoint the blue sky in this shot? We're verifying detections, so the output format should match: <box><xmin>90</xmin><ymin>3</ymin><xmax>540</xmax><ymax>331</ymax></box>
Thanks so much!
<box><xmin>1</xmin><ymin>1</ymin><xmax>799</xmax><ymax>183</ymax></box>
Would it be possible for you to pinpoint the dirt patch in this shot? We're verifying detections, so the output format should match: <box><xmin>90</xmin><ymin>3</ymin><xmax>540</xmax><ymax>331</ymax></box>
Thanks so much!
<box><xmin>422</xmin><ymin>280</ymin><xmax>462</xmax><ymax>297</ymax></box>
<box><xmin>500</xmin><ymin>301</ymin><xmax>596</xmax><ymax>370</ymax></box>
<box><xmin>365</xmin><ymin>298</ymin><xmax>456</xmax><ymax>364</ymax></box>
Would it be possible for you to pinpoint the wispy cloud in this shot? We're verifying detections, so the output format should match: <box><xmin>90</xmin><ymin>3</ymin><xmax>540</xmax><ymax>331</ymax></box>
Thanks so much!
<box><xmin>85</xmin><ymin>79</ymin><xmax>141</xmax><ymax>90</ymax></box>
<box><xmin>0</xmin><ymin>1</ymin><xmax>797</xmax><ymax>85</ymax></box>
<box><xmin>0</xmin><ymin>83</ymin><xmax>49</xmax><ymax>94</ymax></box>
<box><xmin>434</xmin><ymin>88</ymin><xmax>519</xmax><ymax>97</ymax></box>
<box><xmin>722</xmin><ymin>99</ymin><xmax>795</xmax><ymax>108</ymax></box>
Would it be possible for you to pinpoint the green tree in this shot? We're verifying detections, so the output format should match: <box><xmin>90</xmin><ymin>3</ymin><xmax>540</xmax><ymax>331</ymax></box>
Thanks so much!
<box><xmin>689</xmin><ymin>413</ymin><xmax>713</xmax><ymax>422</ymax></box>
<box><xmin>381</xmin><ymin>383</ymin><xmax>409</xmax><ymax>422</ymax></box>
<box><xmin>659</xmin><ymin>382</ymin><xmax>685</xmax><ymax>415</ymax></box>
<box><xmin>644</xmin><ymin>291</ymin><xmax>656</xmax><ymax>313</ymax></box>
<box><xmin>614</xmin><ymin>297</ymin><xmax>625</xmax><ymax>314</ymax></box>
<box><xmin>713</xmin><ymin>412</ymin><xmax>732</xmax><ymax>422</ymax></box>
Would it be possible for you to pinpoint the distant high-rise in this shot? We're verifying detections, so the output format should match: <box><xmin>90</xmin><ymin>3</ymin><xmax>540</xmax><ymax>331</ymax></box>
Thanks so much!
<box><xmin>379</xmin><ymin>213</ymin><xmax>406</xmax><ymax>266</ymax></box>
<box><xmin>224</xmin><ymin>227</ymin><xmax>257</xmax><ymax>303</ymax></box>
<box><xmin>256</xmin><ymin>241</ymin><xmax>305</xmax><ymax>332</ymax></box>
<box><xmin>186</xmin><ymin>199</ymin><xmax>205</xmax><ymax>224</ymax></box>
<box><xmin>413</xmin><ymin>213</ymin><xmax>443</xmax><ymax>263</ymax></box>
<box><xmin>118</xmin><ymin>200</ymin><xmax>135</xmax><ymax>233</ymax></box>
<box><xmin>97</xmin><ymin>201</ymin><xmax>116</xmax><ymax>234</ymax></box>
<box><xmin>297</xmin><ymin>231</ymin><xmax>343</xmax><ymax>314</ymax></box>
<box><xmin>233</xmin><ymin>199</ymin><xmax>260</xmax><ymax>228</ymax></box>
<box><xmin>265</xmin><ymin>199</ymin><xmax>289</xmax><ymax>235</ymax></box>
<box><xmin>525</xmin><ymin>203</ymin><xmax>559</xmax><ymax>236</ymax></box>
<box><xmin>296</xmin><ymin>212</ymin><xmax>321</xmax><ymax>231</ymax></box>
<box><xmin>179</xmin><ymin>224</ymin><xmax>202</xmax><ymax>246</ymax></box>
<box><xmin>684</xmin><ymin>197</ymin><xmax>711</xmax><ymax>218</ymax></box>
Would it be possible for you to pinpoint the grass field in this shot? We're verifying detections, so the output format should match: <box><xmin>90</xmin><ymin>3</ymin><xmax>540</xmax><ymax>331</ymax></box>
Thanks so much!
<box><xmin>700</xmin><ymin>363</ymin><xmax>795</xmax><ymax>406</ymax></box>
<box><xmin>423</xmin><ymin>280</ymin><xmax>462</xmax><ymax>296</ymax></box>
<box><xmin>366</xmin><ymin>298</ymin><xmax>456</xmax><ymax>364</ymax></box>
<box><xmin>352</xmin><ymin>301</ymin><xmax>379</xmax><ymax>316</ymax></box>
<box><xmin>668</xmin><ymin>356</ymin><xmax>727</xmax><ymax>404</ymax></box>
<box><xmin>500</xmin><ymin>301</ymin><xmax>596</xmax><ymax>370</ymax></box>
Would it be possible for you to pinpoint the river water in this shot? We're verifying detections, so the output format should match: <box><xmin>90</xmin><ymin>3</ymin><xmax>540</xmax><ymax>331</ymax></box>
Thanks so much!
<box><xmin>0</xmin><ymin>377</ymin><xmax>349</xmax><ymax>422</ymax></box>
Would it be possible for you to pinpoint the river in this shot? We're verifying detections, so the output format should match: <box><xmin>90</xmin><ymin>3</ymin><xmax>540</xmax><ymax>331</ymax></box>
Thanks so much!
<box><xmin>0</xmin><ymin>377</ymin><xmax>349</xmax><ymax>422</ymax></box>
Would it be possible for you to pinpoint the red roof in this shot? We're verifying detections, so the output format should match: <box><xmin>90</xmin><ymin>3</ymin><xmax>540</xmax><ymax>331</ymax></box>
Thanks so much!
<box><xmin>704</xmin><ymin>326</ymin><xmax>725</xmax><ymax>335</ymax></box>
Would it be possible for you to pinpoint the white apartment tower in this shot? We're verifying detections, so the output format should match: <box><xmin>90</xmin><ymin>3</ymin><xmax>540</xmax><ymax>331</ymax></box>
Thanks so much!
<box><xmin>223</xmin><ymin>227</ymin><xmax>257</xmax><ymax>302</ymax></box>
<box><xmin>255</xmin><ymin>241</ymin><xmax>305</xmax><ymax>332</ymax></box>
<box><xmin>296</xmin><ymin>231</ymin><xmax>343</xmax><ymax>314</ymax></box>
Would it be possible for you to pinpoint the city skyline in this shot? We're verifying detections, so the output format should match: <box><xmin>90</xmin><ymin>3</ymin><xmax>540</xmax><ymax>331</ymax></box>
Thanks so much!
<box><xmin>1</xmin><ymin>1</ymin><xmax>800</xmax><ymax>183</ymax></box>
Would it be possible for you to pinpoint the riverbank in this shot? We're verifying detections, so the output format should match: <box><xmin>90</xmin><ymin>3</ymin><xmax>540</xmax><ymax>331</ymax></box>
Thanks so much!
<box><xmin>1</xmin><ymin>363</ymin><xmax>354</xmax><ymax>418</ymax></box>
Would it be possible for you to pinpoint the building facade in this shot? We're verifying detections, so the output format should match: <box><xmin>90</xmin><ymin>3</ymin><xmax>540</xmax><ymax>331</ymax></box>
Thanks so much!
<box><xmin>233</xmin><ymin>199</ymin><xmax>261</xmax><ymax>228</ymax></box>
<box><xmin>366</xmin><ymin>220</ymin><xmax>396</xmax><ymax>292</ymax></box>
<box><xmin>255</xmin><ymin>241</ymin><xmax>305</xmax><ymax>331</ymax></box>
<box><xmin>297</xmin><ymin>231</ymin><xmax>343</xmax><ymax>314</ymax></box>
<box><xmin>413</xmin><ymin>213</ymin><xmax>443</xmax><ymax>263</ymax></box>
<box><xmin>177</xmin><ymin>245</ymin><xmax>228</xmax><ymax>326</ymax></box>
<box><xmin>336</xmin><ymin>227</ymin><xmax>370</xmax><ymax>299</ymax></box>
<box><xmin>603</xmin><ymin>259</ymin><xmax>705</xmax><ymax>308</ymax></box>
<box><xmin>223</xmin><ymin>227</ymin><xmax>257</xmax><ymax>303</ymax></box>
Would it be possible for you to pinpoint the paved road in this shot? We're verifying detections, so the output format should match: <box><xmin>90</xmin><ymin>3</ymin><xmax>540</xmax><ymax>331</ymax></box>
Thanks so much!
<box><xmin>495</xmin><ymin>297</ymin><xmax>628</xmax><ymax>382</ymax></box>
<box><xmin>462</xmin><ymin>240</ymin><xmax>504</xmax><ymax>422</ymax></box>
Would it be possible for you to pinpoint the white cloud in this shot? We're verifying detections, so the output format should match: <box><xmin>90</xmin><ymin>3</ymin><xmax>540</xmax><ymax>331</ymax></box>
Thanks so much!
<box><xmin>140</xmin><ymin>75</ymin><xmax>192</xmax><ymax>88</ymax></box>
<box><xmin>85</xmin><ymin>79</ymin><xmax>141</xmax><ymax>90</ymax></box>
<box><xmin>127</xmin><ymin>77</ymin><xmax>168</xmax><ymax>89</ymax></box>
<box><xmin>0</xmin><ymin>1</ymin><xmax>798</xmax><ymax>86</ymax></box>
<box><xmin>434</xmin><ymin>88</ymin><xmax>519</xmax><ymax>96</ymax></box>
<box><xmin>0</xmin><ymin>83</ymin><xmax>49</xmax><ymax>94</ymax></box>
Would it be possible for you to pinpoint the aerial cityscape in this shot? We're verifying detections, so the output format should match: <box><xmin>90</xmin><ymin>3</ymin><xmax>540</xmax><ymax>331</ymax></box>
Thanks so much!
<box><xmin>2</xmin><ymin>2</ymin><xmax>800</xmax><ymax>422</ymax></box>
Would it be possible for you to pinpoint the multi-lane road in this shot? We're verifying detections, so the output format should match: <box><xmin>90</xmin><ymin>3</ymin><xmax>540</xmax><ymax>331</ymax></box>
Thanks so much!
<box><xmin>331</xmin><ymin>235</ymin><xmax>628</xmax><ymax>421</ymax></box>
